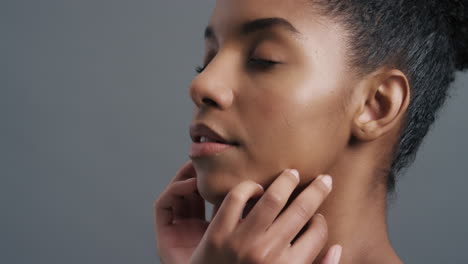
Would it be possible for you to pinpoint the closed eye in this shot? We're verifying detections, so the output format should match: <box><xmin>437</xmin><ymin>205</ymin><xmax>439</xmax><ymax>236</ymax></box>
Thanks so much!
<box><xmin>247</xmin><ymin>58</ymin><xmax>279</xmax><ymax>70</ymax></box>
<box><xmin>195</xmin><ymin>58</ymin><xmax>280</xmax><ymax>74</ymax></box>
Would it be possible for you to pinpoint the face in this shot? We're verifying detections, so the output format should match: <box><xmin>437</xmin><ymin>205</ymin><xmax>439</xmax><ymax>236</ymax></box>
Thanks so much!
<box><xmin>189</xmin><ymin>0</ymin><xmax>357</xmax><ymax>205</ymax></box>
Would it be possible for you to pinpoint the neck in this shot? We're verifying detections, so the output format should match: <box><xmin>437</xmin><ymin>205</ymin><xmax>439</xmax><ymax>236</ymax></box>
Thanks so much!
<box><xmin>312</xmin><ymin>142</ymin><xmax>402</xmax><ymax>264</ymax></box>
<box><xmin>210</xmin><ymin>139</ymin><xmax>403</xmax><ymax>263</ymax></box>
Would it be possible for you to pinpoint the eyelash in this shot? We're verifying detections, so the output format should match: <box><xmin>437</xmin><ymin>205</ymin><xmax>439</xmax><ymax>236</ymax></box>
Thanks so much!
<box><xmin>195</xmin><ymin>58</ymin><xmax>279</xmax><ymax>74</ymax></box>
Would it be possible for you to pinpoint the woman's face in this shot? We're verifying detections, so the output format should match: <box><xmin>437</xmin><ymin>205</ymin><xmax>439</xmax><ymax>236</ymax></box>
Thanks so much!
<box><xmin>189</xmin><ymin>0</ymin><xmax>357</xmax><ymax>204</ymax></box>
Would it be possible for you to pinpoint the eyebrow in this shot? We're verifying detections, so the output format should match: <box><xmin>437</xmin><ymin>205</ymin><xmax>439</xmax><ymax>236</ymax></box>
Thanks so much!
<box><xmin>204</xmin><ymin>17</ymin><xmax>301</xmax><ymax>40</ymax></box>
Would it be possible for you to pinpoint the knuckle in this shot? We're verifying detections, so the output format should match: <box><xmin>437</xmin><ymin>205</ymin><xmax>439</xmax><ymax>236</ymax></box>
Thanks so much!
<box><xmin>276</xmin><ymin>255</ymin><xmax>289</xmax><ymax>264</ymax></box>
<box><xmin>242</xmin><ymin>246</ymin><xmax>269</xmax><ymax>264</ymax></box>
<box><xmin>262</xmin><ymin>192</ymin><xmax>285</xmax><ymax>210</ymax></box>
<box><xmin>224</xmin><ymin>239</ymin><xmax>242</xmax><ymax>258</ymax></box>
<box><xmin>291</xmin><ymin>201</ymin><xmax>311</xmax><ymax>221</ymax></box>
<box><xmin>226</xmin><ymin>190</ymin><xmax>246</xmax><ymax>204</ymax></box>
<box><xmin>227</xmin><ymin>180</ymin><xmax>258</xmax><ymax>203</ymax></box>
<box><xmin>206</xmin><ymin>232</ymin><xmax>224</xmax><ymax>250</ymax></box>
<box><xmin>224</xmin><ymin>237</ymin><xmax>270</xmax><ymax>264</ymax></box>
<box><xmin>264</xmin><ymin>246</ymin><xmax>285</xmax><ymax>264</ymax></box>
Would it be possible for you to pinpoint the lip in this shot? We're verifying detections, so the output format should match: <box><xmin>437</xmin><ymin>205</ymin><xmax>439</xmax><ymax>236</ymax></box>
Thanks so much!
<box><xmin>189</xmin><ymin>123</ymin><xmax>239</xmax><ymax>158</ymax></box>
<box><xmin>189</xmin><ymin>141</ymin><xmax>236</xmax><ymax>158</ymax></box>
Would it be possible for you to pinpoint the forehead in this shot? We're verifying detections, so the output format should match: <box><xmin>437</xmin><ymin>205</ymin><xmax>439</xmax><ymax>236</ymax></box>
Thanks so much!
<box><xmin>212</xmin><ymin>0</ymin><xmax>312</xmax><ymax>18</ymax></box>
<box><xmin>209</xmin><ymin>0</ymin><xmax>320</xmax><ymax>42</ymax></box>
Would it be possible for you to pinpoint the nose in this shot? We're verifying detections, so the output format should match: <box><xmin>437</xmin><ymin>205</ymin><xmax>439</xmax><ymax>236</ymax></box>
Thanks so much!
<box><xmin>189</xmin><ymin>59</ymin><xmax>234</xmax><ymax>110</ymax></box>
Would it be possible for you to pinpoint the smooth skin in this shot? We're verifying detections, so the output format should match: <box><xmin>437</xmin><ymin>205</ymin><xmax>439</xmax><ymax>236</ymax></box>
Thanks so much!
<box><xmin>155</xmin><ymin>161</ymin><xmax>342</xmax><ymax>264</ymax></box>
<box><xmin>155</xmin><ymin>0</ymin><xmax>409</xmax><ymax>263</ymax></box>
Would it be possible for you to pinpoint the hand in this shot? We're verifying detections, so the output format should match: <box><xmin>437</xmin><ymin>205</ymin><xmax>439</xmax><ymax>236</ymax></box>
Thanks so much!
<box><xmin>153</xmin><ymin>160</ymin><xmax>208</xmax><ymax>264</ymax></box>
<box><xmin>189</xmin><ymin>169</ymin><xmax>342</xmax><ymax>264</ymax></box>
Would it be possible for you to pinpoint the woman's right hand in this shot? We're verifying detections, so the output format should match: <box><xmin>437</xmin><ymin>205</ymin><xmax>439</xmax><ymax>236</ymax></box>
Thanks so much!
<box><xmin>154</xmin><ymin>160</ymin><xmax>209</xmax><ymax>264</ymax></box>
<box><xmin>189</xmin><ymin>169</ymin><xmax>342</xmax><ymax>264</ymax></box>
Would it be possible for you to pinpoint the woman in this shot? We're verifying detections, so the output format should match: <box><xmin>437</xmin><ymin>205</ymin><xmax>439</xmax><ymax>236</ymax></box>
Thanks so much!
<box><xmin>154</xmin><ymin>0</ymin><xmax>468</xmax><ymax>263</ymax></box>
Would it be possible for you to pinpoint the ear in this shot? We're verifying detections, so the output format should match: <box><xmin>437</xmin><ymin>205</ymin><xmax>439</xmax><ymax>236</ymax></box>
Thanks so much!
<box><xmin>351</xmin><ymin>69</ymin><xmax>411</xmax><ymax>142</ymax></box>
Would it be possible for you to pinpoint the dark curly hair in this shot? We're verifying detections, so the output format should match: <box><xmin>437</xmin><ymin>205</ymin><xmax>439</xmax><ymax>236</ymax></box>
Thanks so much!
<box><xmin>311</xmin><ymin>0</ymin><xmax>468</xmax><ymax>193</ymax></box>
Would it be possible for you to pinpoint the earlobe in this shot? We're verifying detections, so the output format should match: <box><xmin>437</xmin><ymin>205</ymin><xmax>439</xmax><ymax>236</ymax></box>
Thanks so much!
<box><xmin>351</xmin><ymin>69</ymin><xmax>410</xmax><ymax>142</ymax></box>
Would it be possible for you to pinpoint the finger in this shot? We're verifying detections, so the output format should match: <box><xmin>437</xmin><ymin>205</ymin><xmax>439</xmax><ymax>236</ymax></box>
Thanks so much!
<box><xmin>154</xmin><ymin>161</ymin><xmax>198</xmax><ymax>224</ymax></box>
<box><xmin>171</xmin><ymin>160</ymin><xmax>205</xmax><ymax>219</ymax></box>
<box><xmin>207</xmin><ymin>180</ymin><xmax>264</xmax><ymax>235</ymax></box>
<box><xmin>172</xmin><ymin>195</ymin><xmax>189</xmax><ymax>220</ymax></box>
<box><xmin>267</xmin><ymin>174</ymin><xmax>332</xmax><ymax>244</ymax></box>
<box><xmin>240</xmin><ymin>169</ymin><xmax>300</xmax><ymax>233</ymax></box>
<box><xmin>320</xmin><ymin>244</ymin><xmax>343</xmax><ymax>264</ymax></box>
<box><xmin>169</xmin><ymin>160</ymin><xmax>197</xmax><ymax>184</ymax></box>
<box><xmin>154</xmin><ymin>178</ymin><xmax>198</xmax><ymax>227</ymax></box>
<box><xmin>186</xmin><ymin>190</ymin><xmax>206</xmax><ymax>219</ymax></box>
<box><xmin>286</xmin><ymin>214</ymin><xmax>328</xmax><ymax>263</ymax></box>
<box><xmin>173</xmin><ymin>192</ymin><xmax>206</xmax><ymax>222</ymax></box>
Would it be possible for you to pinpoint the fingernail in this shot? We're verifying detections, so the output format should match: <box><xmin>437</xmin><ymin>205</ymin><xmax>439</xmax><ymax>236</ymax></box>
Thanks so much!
<box><xmin>316</xmin><ymin>213</ymin><xmax>325</xmax><ymax>220</ymax></box>
<box><xmin>320</xmin><ymin>174</ymin><xmax>332</xmax><ymax>190</ymax></box>
<box><xmin>332</xmin><ymin>245</ymin><xmax>342</xmax><ymax>263</ymax></box>
<box><xmin>257</xmin><ymin>184</ymin><xmax>264</xmax><ymax>191</ymax></box>
<box><xmin>289</xmin><ymin>169</ymin><xmax>300</xmax><ymax>181</ymax></box>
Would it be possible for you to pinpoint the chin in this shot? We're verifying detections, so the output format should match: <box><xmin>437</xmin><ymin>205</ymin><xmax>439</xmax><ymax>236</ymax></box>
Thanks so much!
<box><xmin>192</xmin><ymin>159</ymin><xmax>243</xmax><ymax>205</ymax></box>
<box><xmin>196</xmin><ymin>170</ymin><xmax>235</xmax><ymax>205</ymax></box>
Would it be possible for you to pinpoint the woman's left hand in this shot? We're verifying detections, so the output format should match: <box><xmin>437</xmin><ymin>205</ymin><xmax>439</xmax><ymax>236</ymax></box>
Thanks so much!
<box><xmin>188</xmin><ymin>169</ymin><xmax>342</xmax><ymax>264</ymax></box>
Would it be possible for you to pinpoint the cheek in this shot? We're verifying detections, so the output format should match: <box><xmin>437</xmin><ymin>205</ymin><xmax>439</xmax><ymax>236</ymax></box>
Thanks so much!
<box><xmin>240</xmin><ymin>82</ymin><xmax>348</xmax><ymax>179</ymax></box>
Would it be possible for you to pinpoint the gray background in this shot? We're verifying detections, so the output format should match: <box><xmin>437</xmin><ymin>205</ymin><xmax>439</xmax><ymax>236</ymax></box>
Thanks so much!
<box><xmin>2</xmin><ymin>1</ymin><xmax>467</xmax><ymax>263</ymax></box>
